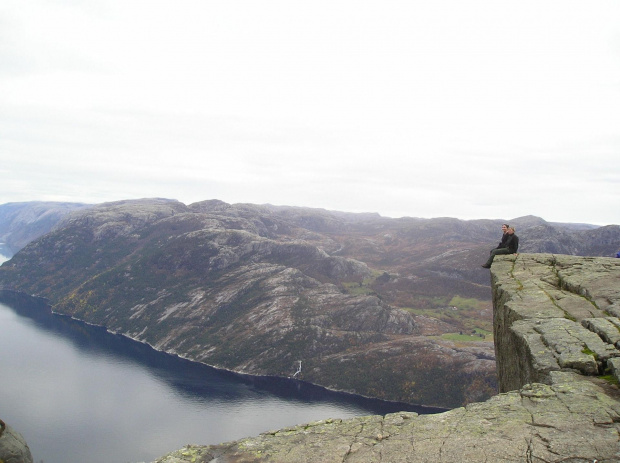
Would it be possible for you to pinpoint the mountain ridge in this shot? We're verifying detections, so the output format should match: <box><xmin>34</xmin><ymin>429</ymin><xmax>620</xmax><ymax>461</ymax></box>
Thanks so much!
<box><xmin>1</xmin><ymin>199</ymin><xmax>618</xmax><ymax>408</ymax></box>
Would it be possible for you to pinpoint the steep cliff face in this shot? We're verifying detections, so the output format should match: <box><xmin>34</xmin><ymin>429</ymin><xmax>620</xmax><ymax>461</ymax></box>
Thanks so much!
<box><xmin>492</xmin><ymin>254</ymin><xmax>620</xmax><ymax>392</ymax></box>
<box><xmin>154</xmin><ymin>254</ymin><xmax>620</xmax><ymax>463</ymax></box>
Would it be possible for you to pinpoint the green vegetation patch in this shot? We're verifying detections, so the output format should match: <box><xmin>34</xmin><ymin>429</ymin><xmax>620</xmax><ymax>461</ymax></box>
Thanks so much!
<box><xmin>341</xmin><ymin>280</ymin><xmax>376</xmax><ymax>296</ymax></box>
<box><xmin>448</xmin><ymin>296</ymin><xmax>487</xmax><ymax>311</ymax></box>
<box><xmin>402</xmin><ymin>295</ymin><xmax>493</xmax><ymax>333</ymax></box>
<box><xmin>341</xmin><ymin>271</ymin><xmax>387</xmax><ymax>296</ymax></box>
<box><xmin>600</xmin><ymin>374</ymin><xmax>620</xmax><ymax>386</ymax></box>
<box><xmin>440</xmin><ymin>328</ymin><xmax>493</xmax><ymax>342</ymax></box>
<box><xmin>582</xmin><ymin>346</ymin><xmax>596</xmax><ymax>357</ymax></box>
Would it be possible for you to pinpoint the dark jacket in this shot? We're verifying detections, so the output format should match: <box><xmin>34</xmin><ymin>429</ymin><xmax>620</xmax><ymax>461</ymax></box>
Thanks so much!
<box><xmin>496</xmin><ymin>233</ymin><xmax>509</xmax><ymax>249</ymax></box>
<box><xmin>505</xmin><ymin>234</ymin><xmax>519</xmax><ymax>254</ymax></box>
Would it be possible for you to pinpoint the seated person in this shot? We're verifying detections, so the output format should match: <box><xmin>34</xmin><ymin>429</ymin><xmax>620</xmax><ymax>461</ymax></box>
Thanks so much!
<box><xmin>491</xmin><ymin>223</ymin><xmax>510</xmax><ymax>254</ymax></box>
<box><xmin>482</xmin><ymin>227</ymin><xmax>518</xmax><ymax>268</ymax></box>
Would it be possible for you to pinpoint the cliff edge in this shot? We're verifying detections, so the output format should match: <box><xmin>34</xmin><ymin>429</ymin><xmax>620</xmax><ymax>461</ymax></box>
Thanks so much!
<box><xmin>0</xmin><ymin>419</ymin><xmax>33</xmax><ymax>463</ymax></box>
<box><xmin>154</xmin><ymin>254</ymin><xmax>620</xmax><ymax>463</ymax></box>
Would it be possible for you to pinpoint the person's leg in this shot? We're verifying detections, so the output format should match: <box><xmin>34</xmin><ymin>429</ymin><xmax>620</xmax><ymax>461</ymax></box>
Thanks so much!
<box><xmin>483</xmin><ymin>248</ymin><xmax>510</xmax><ymax>267</ymax></box>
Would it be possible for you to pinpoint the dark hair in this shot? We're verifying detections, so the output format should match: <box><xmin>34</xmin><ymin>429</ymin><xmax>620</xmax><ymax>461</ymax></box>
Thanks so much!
<box><xmin>502</xmin><ymin>223</ymin><xmax>510</xmax><ymax>228</ymax></box>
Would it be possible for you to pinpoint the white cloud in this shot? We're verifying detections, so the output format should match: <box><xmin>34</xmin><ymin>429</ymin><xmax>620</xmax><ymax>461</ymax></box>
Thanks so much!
<box><xmin>1</xmin><ymin>0</ymin><xmax>619</xmax><ymax>224</ymax></box>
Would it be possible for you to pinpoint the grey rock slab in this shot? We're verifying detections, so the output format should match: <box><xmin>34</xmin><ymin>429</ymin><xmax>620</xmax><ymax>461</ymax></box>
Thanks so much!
<box><xmin>608</xmin><ymin>358</ymin><xmax>620</xmax><ymax>383</ymax></box>
<box><xmin>0</xmin><ymin>420</ymin><xmax>33</xmax><ymax>463</ymax></box>
<box><xmin>583</xmin><ymin>316</ymin><xmax>620</xmax><ymax>348</ymax></box>
<box><xmin>153</xmin><ymin>372</ymin><xmax>620</xmax><ymax>463</ymax></box>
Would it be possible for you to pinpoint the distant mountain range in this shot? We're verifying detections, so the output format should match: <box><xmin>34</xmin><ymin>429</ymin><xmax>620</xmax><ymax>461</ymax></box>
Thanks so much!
<box><xmin>0</xmin><ymin>201</ymin><xmax>88</xmax><ymax>255</ymax></box>
<box><xmin>0</xmin><ymin>199</ymin><xmax>618</xmax><ymax>408</ymax></box>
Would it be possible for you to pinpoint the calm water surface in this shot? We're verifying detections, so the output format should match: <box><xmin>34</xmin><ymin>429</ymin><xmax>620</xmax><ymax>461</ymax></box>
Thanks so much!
<box><xmin>0</xmin><ymin>255</ymin><xmax>442</xmax><ymax>463</ymax></box>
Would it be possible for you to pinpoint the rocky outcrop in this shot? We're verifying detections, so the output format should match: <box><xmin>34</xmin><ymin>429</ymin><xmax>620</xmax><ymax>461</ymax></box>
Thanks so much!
<box><xmin>492</xmin><ymin>254</ymin><xmax>620</xmax><ymax>392</ymax></box>
<box><xmin>0</xmin><ymin>419</ymin><xmax>33</xmax><ymax>463</ymax></box>
<box><xmin>154</xmin><ymin>254</ymin><xmax>620</xmax><ymax>462</ymax></box>
<box><xmin>155</xmin><ymin>372</ymin><xmax>620</xmax><ymax>463</ymax></box>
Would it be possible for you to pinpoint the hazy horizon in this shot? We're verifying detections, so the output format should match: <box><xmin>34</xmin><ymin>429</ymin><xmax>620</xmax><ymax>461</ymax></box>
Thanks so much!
<box><xmin>1</xmin><ymin>197</ymin><xmax>617</xmax><ymax>227</ymax></box>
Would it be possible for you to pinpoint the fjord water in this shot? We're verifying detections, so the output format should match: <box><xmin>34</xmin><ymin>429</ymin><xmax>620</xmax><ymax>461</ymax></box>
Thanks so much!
<box><xmin>0</xmin><ymin>258</ymin><xmax>440</xmax><ymax>463</ymax></box>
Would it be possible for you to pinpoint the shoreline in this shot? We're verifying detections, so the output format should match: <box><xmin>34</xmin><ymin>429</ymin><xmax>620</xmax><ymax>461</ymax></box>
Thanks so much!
<box><xmin>0</xmin><ymin>288</ymin><xmax>449</xmax><ymax>415</ymax></box>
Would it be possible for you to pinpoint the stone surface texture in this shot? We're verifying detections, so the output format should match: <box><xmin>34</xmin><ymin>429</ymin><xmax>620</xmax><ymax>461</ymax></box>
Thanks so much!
<box><xmin>154</xmin><ymin>254</ymin><xmax>620</xmax><ymax>462</ymax></box>
<box><xmin>493</xmin><ymin>254</ymin><xmax>620</xmax><ymax>393</ymax></box>
<box><xmin>0</xmin><ymin>419</ymin><xmax>33</xmax><ymax>463</ymax></box>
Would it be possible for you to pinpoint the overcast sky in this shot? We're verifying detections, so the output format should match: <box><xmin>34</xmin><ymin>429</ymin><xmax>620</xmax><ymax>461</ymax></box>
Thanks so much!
<box><xmin>1</xmin><ymin>1</ymin><xmax>619</xmax><ymax>225</ymax></box>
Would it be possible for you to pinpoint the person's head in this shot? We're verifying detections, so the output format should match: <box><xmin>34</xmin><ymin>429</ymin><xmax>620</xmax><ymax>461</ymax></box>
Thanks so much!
<box><xmin>507</xmin><ymin>227</ymin><xmax>515</xmax><ymax>234</ymax></box>
<box><xmin>501</xmin><ymin>224</ymin><xmax>509</xmax><ymax>233</ymax></box>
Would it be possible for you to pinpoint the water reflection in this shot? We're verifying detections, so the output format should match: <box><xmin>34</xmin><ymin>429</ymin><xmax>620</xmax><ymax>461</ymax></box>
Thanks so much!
<box><xmin>1</xmin><ymin>291</ymin><xmax>444</xmax><ymax>412</ymax></box>
<box><xmin>0</xmin><ymin>290</ymin><xmax>444</xmax><ymax>463</ymax></box>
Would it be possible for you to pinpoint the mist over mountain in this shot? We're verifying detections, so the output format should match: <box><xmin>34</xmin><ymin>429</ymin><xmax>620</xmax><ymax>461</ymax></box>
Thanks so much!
<box><xmin>0</xmin><ymin>199</ymin><xmax>618</xmax><ymax>407</ymax></box>
<box><xmin>0</xmin><ymin>201</ymin><xmax>88</xmax><ymax>255</ymax></box>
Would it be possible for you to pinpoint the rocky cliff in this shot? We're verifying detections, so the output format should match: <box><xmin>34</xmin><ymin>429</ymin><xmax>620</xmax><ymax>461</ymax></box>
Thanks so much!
<box><xmin>154</xmin><ymin>254</ymin><xmax>620</xmax><ymax>463</ymax></box>
<box><xmin>493</xmin><ymin>254</ymin><xmax>620</xmax><ymax>393</ymax></box>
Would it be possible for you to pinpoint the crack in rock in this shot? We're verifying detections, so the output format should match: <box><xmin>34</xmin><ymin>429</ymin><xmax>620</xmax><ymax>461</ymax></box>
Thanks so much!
<box><xmin>525</xmin><ymin>437</ymin><xmax>534</xmax><ymax>463</ymax></box>
<box><xmin>342</xmin><ymin>421</ymin><xmax>367</xmax><ymax>463</ymax></box>
<box><xmin>438</xmin><ymin>410</ymin><xmax>467</xmax><ymax>462</ymax></box>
